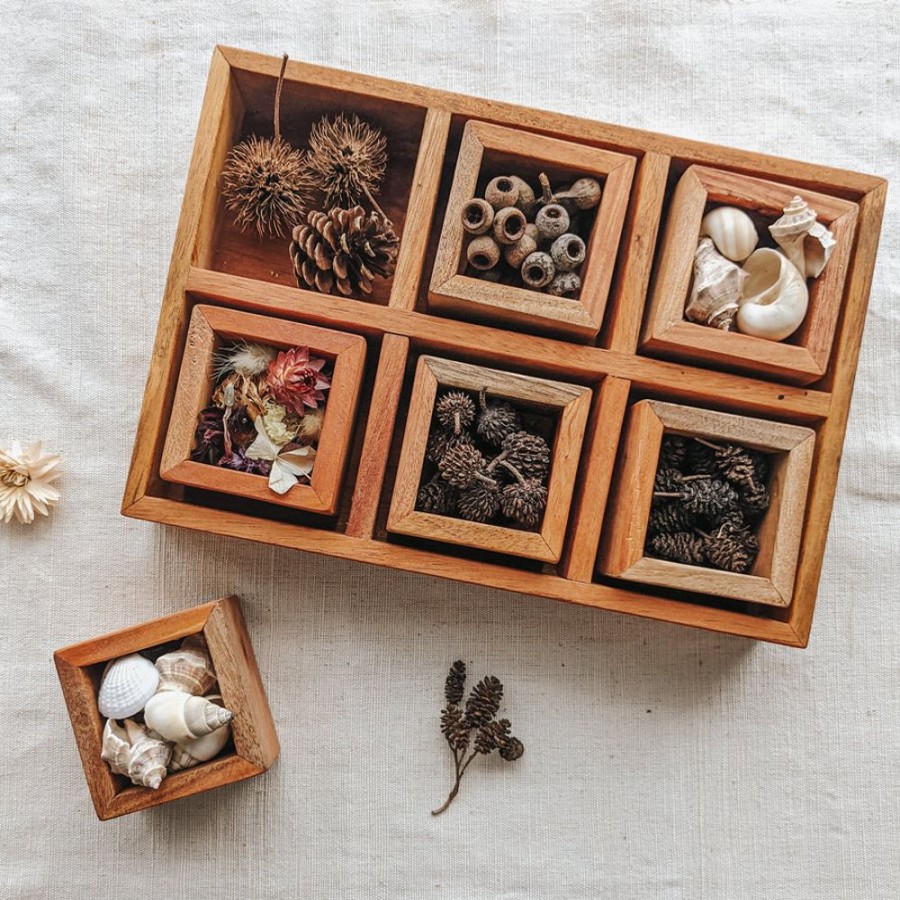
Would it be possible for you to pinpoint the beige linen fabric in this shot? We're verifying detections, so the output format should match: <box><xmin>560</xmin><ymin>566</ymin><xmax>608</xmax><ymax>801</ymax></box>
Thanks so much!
<box><xmin>0</xmin><ymin>2</ymin><xmax>898</xmax><ymax>897</ymax></box>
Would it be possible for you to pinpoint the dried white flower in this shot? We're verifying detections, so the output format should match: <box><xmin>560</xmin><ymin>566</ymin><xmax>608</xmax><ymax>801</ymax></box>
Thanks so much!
<box><xmin>0</xmin><ymin>442</ymin><xmax>61</xmax><ymax>524</ymax></box>
<box><xmin>260</xmin><ymin>399</ymin><xmax>300</xmax><ymax>446</ymax></box>
<box><xmin>245</xmin><ymin>419</ymin><xmax>316</xmax><ymax>495</ymax></box>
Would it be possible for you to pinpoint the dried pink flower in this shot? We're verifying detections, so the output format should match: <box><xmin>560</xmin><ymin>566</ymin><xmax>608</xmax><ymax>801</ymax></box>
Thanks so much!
<box><xmin>266</xmin><ymin>346</ymin><xmax>331</xmax><ymax>415</ymax></box>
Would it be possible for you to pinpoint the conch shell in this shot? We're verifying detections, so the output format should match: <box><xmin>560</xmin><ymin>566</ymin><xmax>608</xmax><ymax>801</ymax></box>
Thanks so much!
<box><xmin>101</xmin><ymin>718</ymin><xmax>172</xmax><ymax>790</ymax></box>
<box><xmin>736</xmin><ymin>248</ymin><xmax>809</xmax><ymax>341</ymax></box>
<box><xmin>97</xmin><ymin>653</ymin><xmax>160</xmax><ymax>720</ymax></box>
<box><xmin>700</xmin><ymin>206</ymin><xmax>759</xmax><ymax>262</ymax></box>
<box><xmin>769</xmin><ymin>195</ymin><xmax>836</xmax><ymax>279</ymax></box>
<box><xmin>685</xmin><ymin>237</ymin><xmax>747</xmax><ymax>330</ymax></box>
<box><xmin>154</xmin><ymin>634</ymin><xmax>217</xmax><ymax>696</ymax></box>
<box><xmin>144</xmin><ymin>689</ymin><xmax>233</xmax><ymax>744</ymax></box>
<box><xmin>168</xmin><ymin>694</ymin><xmax>232</xmax><ymax>771</ymax></box>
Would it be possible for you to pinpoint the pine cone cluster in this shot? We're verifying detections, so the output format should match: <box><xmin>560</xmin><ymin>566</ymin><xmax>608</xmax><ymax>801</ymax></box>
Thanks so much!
<box><xmin>415</xmin><ymin>387</ymin><xmax>552</xmax><ymax>532</ymax></box>
<box><xmin>646</xmin><ymin>433</ymin><xmax>772</xmax><ymax>573</ymax></box>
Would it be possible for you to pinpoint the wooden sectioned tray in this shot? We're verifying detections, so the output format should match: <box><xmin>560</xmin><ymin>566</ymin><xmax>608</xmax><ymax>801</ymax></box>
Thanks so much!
<box><xmin>122</xmin><ymin>46</ymin><xmax>887</xmax><ymax>647</ymax></box>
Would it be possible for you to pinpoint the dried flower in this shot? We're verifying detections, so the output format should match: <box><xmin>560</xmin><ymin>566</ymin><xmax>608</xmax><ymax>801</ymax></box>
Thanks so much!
<box><xmin>220</xmin><ymin>55</ymin><xmax>312</xmax><ymax>238</ymax></box>
<box><xmin>190</xmin><ymin>406</ymin><xmax>226</xmax><ymax>464</ymax></box>
<box><xmin>433</xmin><ymin>662</ymin><xmax>523</xmax><ymax>816</ymax></box>
<box><xmin>266</xmin><ymin>346</ymin><xmax>331</xmax><ymax>415</ymax></box>
<box><xmin>0</xmin><ymin>442</ymin><xmax>61</xmax><ymax>525</ymax></box>
<box><xmin>213</xmin><ymin>342</ymin><xmax>277</xmax><ymax>379</ymax></box>
<box><xmin>246</xmin><ymin>418</ymin><xmax>317</xmax><ymax>494</ymax></box>
<box><xmin>260</xmin><ymin>399</ymin><xmax>300</xmax><ymax>446</ymax></box>
<box><xmin>217</xmin><ymin>448</ymin><xmax>272</xmax><ymax>476</ymax></box>
<box><xmin>304</xmin><ymin>113</ymin><xmax>388</xmax><ymax>213</ymax></box>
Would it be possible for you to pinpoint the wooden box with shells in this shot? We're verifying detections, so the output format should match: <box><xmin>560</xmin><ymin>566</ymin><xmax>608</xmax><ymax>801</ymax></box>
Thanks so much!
<box><xmin>54</xmin><ymin>596</ymin><xmax>279</xmax><ymax>819</ymax></box>
<box><xmin>122</xmin><ymin>46</ymin><xmax>886</xmax><ymax>647</ymax></box>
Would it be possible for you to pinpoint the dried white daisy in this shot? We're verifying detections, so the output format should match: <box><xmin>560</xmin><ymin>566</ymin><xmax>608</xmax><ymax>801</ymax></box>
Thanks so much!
<box><xmin>0</xmin><ymin>442</ymin><xmax>61</xmax><ymax>524</ymax></box>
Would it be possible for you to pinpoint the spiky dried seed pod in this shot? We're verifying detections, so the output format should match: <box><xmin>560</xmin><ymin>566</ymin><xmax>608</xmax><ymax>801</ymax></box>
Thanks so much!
<box><xmin>435</xmin><ymin>390</ymin><xmax>477</xmax><ymax>435</ymax></box>
<box><xmin>476</xmin><ymin>389</ymin><xmax>522</xmax><ymax>446</ymax></box>
<box><xmin>290</xmin><ymin>206</ymin><xmax>398</xmax><ymax>296</ymax></box>
<box><xmin>425</xmin><ymin>430</ymin><xmax>474</xmax><ymax>465</ymax></box>
<box><xmin>438</xmin><ymin>442</ymin><xmax>488</xmax><ymax>489</ymax></box>
<box><xmin>457</xmin><ymin>480</ymin><xmax>502</xmax><ymax>522</ymax></box>
<box><xmin>464</xmin><ymin>675</ymin><xmax>503</xmax><ymax>727</ymax></box>
<box><xmin>492</xmin><ymin>206</ymin><xmax>528</xmax><ymax>245</ymax></box>
<box><xmin>500</xmin><ymin>431</ymin><xmax>551</xmax><ymax>479</ymax></box>
<box><xmin>500</xmin><ymin>477</ymin><xmax>547</xmax><ymax>528</ymax></box>
<box><xmin>444</xmin><ymin>659</ymin><xmax>466</xmax><ymax>705</ymax></box>
<box><xmin>304</xmin><ymin>112</ymin><xmax>388</xmax><ymax>210</ymax></box>
<box><xmin>648</xmin><ymin>531</ymin><xmax>706</xmax><ymax>565</ymax></box>
<box><xmin>416</xmin><ymin>476</ymin><xmax>457</xmax><ymax>515</ymax></box>
<box><xmin>461</xmin><ymin>197</ymin><xmax>494</xmax><ymax>235</ymax></box>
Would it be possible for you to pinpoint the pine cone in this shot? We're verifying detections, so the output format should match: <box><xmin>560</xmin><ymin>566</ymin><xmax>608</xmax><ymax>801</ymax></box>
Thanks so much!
<box><xmin>476</xmin><ymin>389</ymin><xmax>521</xmax><ymax>446</ymax></box>
<box><xmin>435</xmin><ymin>390</ymin><xmax>477</xmax><ymax>435</ymax></box>
<box><xmin>499</xmin><ymin>431</ymin><xmax>551</xmax><ymax>479</ymax></box>
<box><xmin>444</xmin><ymin>660</ymin><xmax>466</xmax><ymax>705</ymax></box>
<box><xmin>425</xmin><ymin>430</ymin><xmax>473</xmax><ymax>465</ymax></box>
<box><xmin>654</xmin><ymin>467</ymin><xmax>687</xmax><ymax>493</ymax></box>
<box><xmin>675</xmin><ymin>478</ymin><xmax>739</xmax><ymax>517</ymax></box>
<box><xmin>500</xmin><ymin>478</ymin><xmax>547</xmax><ymax>528</ymax></box>
<box><xmin>417</xmin><ymin>476</ymin><xmax>457</xmax><ymax>515</ymax></box>
<box><xmin>704</xmin><ymin>522</ymin><xmax>760</xmax><ymax>574</ymax></box>
<box><xmin>438</xmin><ymin>442</ymin><xmax>488</xmax><ymax>489</ymax></box>
<box><xmin>499</xmin><ymin>736</ymin><xmax>525</xmax><ymax>762</ymax></box>
<box><xmin>648</xmin><ymin>531</ymin><xmax>706</xmax><ymax>565</ymax></box>
<box><xmin>687</xmin><ymin>440</ymin><xmax>719</xmax><ymax>476</ymax></box>
<box><xmin>738</xmin><ymin>480</ymin><xmax>770</xmax><ymax>517</ymax></box>
<box><xmin>457</xmin><ymin>480</ymin><xmax>501</xmax><ymax>522</ymax></box>
<box><xmin>440</xmin><ymin>704</ymin><xmax>470</xmax><ymax>752</ymax></box>
<box><xmin>647</xmin><ymin>501</ymin><xmax>696</xmax><ymax>537</ymax></box>
<box><xmin>290</xmin><ymin>206</ymin><xmax>398</xmax><ymax>296</ymax></box>
<box><xmin>659</xmin><ymin>434</ymin><xmax>688</xmax><ymax>470</ymax></box>
<box><xmin>464</xmin><ymin>675</ymin><xmax>503</xmax><ymax>727</ymax></box>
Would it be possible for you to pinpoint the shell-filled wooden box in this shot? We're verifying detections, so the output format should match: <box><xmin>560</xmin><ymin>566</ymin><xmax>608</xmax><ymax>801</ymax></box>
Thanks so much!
<box><xmin>122</xmin><ymin>46</ymin><xmax>886</xmax><ymax>647</ymax></box>
<box><xmin>54</xmin><ymin>596</ymin><xmax>278</xmax><ymax>819</ymax></box>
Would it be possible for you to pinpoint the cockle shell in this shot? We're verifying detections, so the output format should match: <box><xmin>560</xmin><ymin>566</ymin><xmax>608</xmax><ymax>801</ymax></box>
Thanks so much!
<box><xmin>685</xmin><ymin>237</ymin><xmax>747</xmax><ymax>330</ymax></box>
<box><xmin>736</xmin><ymin>248</ymin><xmax>809</xmax><ymax>341</ymax></box>
<box><xmin>101</xmin><ymin>718</ymin><xmax>172</xmax><ymax>790</ymax></box>
<box><xmin>144</xmin><ymin>689</ymin><xmax>233</xmax><ymax>744</ymax></box>
<box><xmin>700</xmin><ymin>206</ymin><xmax>759</xmax><ymax>262</ymax></box>
<box><xmin>168</xmin><ymin>695</ymin><xmax>232</xmax><ymax>772</ymax></box>
<box><xmin>154</xmin><ymin>634</ymin><xmax>217</xmax><ymax>695</ymax></box>
<box><xmin>97</xmin><ymin>653</ymin><xmax>160</xmax><ymax>719</ymax></box>
<box><xmin>769</xmin><ymin>195</ymin><xmax>835</xmax><ymax>279</ymax></box>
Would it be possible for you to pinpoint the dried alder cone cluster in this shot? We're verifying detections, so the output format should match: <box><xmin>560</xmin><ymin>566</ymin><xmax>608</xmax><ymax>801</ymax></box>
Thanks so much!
<box><xmin>433</xmin><ymin>660</ymin><xmax>523</xmax><ymax>815</ymax></box>
<box><xmin>686</xmin><ymin>196</ymin><xmax>836</xmax><ymax>342</ymax></box>
<box><xmin>220</xmin><ymin>54</ymin><xmax>398</xmax><ymax>297</ymax></box>
<box><xmin>190</xmin><ymin>341</ymin><xmax>330</xmax><ymax>495</ymax></box>
<box><xmin>461</xmin><ymin>171</ymin><xmax>601</xmax><ymax>298</ymax></box>
<box><xmin>646</xmin><ymin>433</ymin><xmax>772</xmax><ymax>574</ymax></box>
<box><xmin>97</xmin><ymin>635</ymin><xmax>234</xmax><ymax>790</ymax></box>
<box><xmin>416</xmin><ymin>388</ymin><xmax>552</xmax><ymax>531</ymax></box>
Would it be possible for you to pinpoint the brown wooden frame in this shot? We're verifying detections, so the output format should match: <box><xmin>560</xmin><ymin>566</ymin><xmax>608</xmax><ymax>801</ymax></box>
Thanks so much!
<box><xmin>429</xmin><ymin>120</ymin><xmax>635</xmax><ymax>341</ymax></box>
<box><xmin>54</xmin><ymin>596</ymin><xmax>279</xmax><ymax>820</ymax></box>
<box><xmin>120</xmin><ymin>46</ymin><xmax>887</xmax><ymax>647</ymax></box>
<box><xmin>641</xmin><ymin>166</ymin><xmax>859</xmax><ymax>384</ymax></box>
<box><xmin>599</xmin><ymin>400</ymin><xmax>815</xmax><ymax>606</ymax></box>
<box><xmin>160</xmin><ymin>304</ymin><xmax>366</xmax><ymax>515</ymax></box>
<box><xmin>387</xmin><ymin>356</ymin><xmax>592</xmax><ymax>562</ymax></box>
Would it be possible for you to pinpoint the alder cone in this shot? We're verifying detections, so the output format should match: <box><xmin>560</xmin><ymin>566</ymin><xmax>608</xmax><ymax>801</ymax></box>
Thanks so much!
<box><xmin>290</xmin><ymin>206</ymin><xmax>398</xmax><ymax>296</ymax></box>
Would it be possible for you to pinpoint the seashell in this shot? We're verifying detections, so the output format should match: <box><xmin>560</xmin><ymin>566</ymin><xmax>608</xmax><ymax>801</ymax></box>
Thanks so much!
<box><xmin>684</xmin><ymin>237</ymin><xmax>746</xmax><ymax>330</ymax></box>
<box><xmin>168</xmin><ymin>695</ymin><xmax>232</xmax><ymax>772</ymax></box>
<box><xmin>154</xmin><ymin>634</ymin><xmax>217</xmax><ymax>696</ymax></box>
<box><xmin>101</xmin><ymin>718</ymin><xmax>171</xmax><ymax>790</ymax></box>
<box><xmin>144</xmin><ymin>689</ymin><xmax>233</xmax><ymax>743</ymax></box>
<box><xmin>769</xmin><ymin>196</ymin><xmax>835</xmax><ymax>278</ymax></box>
<box><xmin>700</xmin><ymin>206</ymin><xmax>759</xmax><ymax>262</ymax></box>
<box><xmin>736</xmin><ymin>248</ymin><xmax>809</xmax><ymax>341</ymax></box>
<box><xmin>97</xmin><ymin>653</ymin><xmax>160</xmax><ymax>719</ymax></box>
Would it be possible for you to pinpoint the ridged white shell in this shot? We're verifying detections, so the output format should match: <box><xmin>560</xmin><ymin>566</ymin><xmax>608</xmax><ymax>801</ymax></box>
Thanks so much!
<box><xmin>700</xmin><ymin>206</ymin><xmax>759</xmax><ymax>262</ymax></box>
<box><xmin>144</xmin><ymin>689</ymin><xmax>234</xmax><ymax>743</ymax></box>
<box><xmin>155</xmin><ymin>634</ymin><xmax>217</xmax><ymax>695</ymax></box>
<box><xmin>769</xmin><ymin>196</ymin><xmax>835</xmax><ymax>279</ymax></box>
<box><xmin>97</xmin><ymin>653</ymin><xmax>160</xmax><ymax>719</ymax></box>
<box><xmin>168</xmin><ymin>695</ymin><xmax>232</xmax><ymax>771</ymax></box>
<box><xmin>737</xmin><ymin>248</ymin><xmax>809</xmax><ymax>341</ymax></box>
<box><xmin>685</xmin><ymin>237</ymin><xmax>746</xmax><ymax>330</ymax></box>
<box><xmin>101</xmin><ymin>718</ymin><xmax>171</xmax><ymax>790</ymax></box>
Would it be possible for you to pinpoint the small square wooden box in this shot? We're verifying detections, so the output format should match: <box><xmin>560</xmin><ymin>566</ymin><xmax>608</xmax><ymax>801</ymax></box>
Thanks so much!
<box><xmin>599</xmin><ymin>400</ymin><xmax>816</xmax><ymax>606</ymax></box>
<box><xmin>387</xmin><ymin>355</ymin><xmax>592</xmax><ymax>562</ymax></box>
<box><xmin>429</xmin><ymin>120</ymin><xmax>635</xmax><ymax>342</ymax></box>
<box><xmin>160</xmin><ymin>304</ymin><xmax>366</xmax><ymax>515</ymax></box>
<box><xmin>54</xmin><ymin>596</ymin><xmax>279</xmax><ymax>820</ymax></box>
<box><xmin>121</xmin><ymin>47</ymin><xmax>886</xmax><ymax>647</ymax></box>
<box><xmin>641</xmin><ymin>165</ymin><xmax>859</xmax><ymax>384</ymax></box>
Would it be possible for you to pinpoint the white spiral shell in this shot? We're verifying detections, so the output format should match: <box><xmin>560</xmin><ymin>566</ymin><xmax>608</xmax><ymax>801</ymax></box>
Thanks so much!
<box><xmin>144</xmin><ymin>690</ymin><xmax>234</xmax><ymax>744</ymax></box>
<box><xmin>154</xmin><ymin>634</ymin><xmax>217</xmax><ymax>696</ymax></box>
<box><xmin>97</xmin><ymin>653</ymin><xmax>160</xmax><ymax>719</ymax></box>
<box><xmin>168</xmin><ymin>695</ymin><xmax>232</xmax><ymax>771</ymax></box>
<box><xmin>700</xmin><ymin>206</ymin><xmax>759</xmax><ymax>262</ymax></box>
<box><xmin>736</xmin><ymin>248</ymin><xmax>809</xmax><ymax>341</ymax></box>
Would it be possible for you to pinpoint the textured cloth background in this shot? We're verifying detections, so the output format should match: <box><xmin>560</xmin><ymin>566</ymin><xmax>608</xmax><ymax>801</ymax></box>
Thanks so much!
<box><xmin>1</xmin><ymin>2</ymin><xmax>898</xmax><ymax>897</ymax></box>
